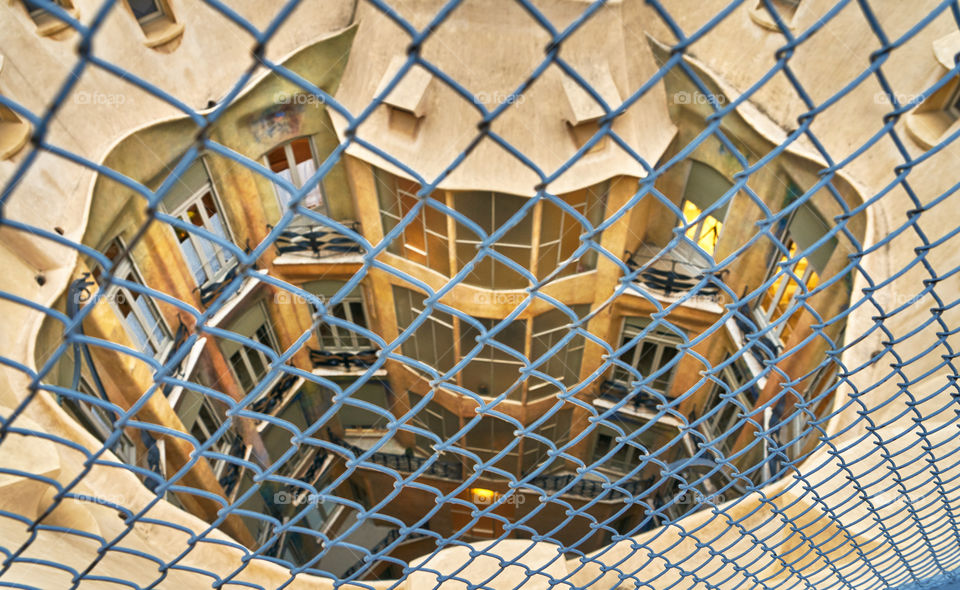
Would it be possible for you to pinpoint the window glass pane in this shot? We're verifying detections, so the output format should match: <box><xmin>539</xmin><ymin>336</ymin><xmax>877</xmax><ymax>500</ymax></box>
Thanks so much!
<box><xmin>230</xmin><ymin>351</ymin><xmax>253</xmax><ymax>391</ymax></box>
<box><xmin>246</xmin><ymin>348</ymin><xmax>266</xmax><ymax>382</ymax></box>
<box><xmin>123</xmin><ymin>306</ymin><xmax>154</xmax><ymax>356</ymax></box>
<box><xmin>289</xmin><ymin>138</ymin><xmax>313</xmax><ymax>165</ymax></box>
<box><xmin>267</xmin><ymin>146</ymin><xmax>289</xmax><ymax>173</ymax></box>
<box><xmin>177</xmin><ymin>232</ymin><xmax>207</xmax><ymax>285</ymax></box>
<box><xmin>128</xmin><ymin>0</ymin><xmax>162</xmax><ymax>21</ymax></box>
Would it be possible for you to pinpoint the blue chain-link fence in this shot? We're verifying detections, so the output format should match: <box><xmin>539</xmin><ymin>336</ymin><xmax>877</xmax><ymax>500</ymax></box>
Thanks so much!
<box><xmin>2</xmin><ymin>0</ymin><xmax>960</xmax><ymax>588</ymax></box>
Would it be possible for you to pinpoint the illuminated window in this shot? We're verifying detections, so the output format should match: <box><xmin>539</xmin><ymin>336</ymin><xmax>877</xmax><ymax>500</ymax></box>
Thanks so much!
<box><xmin>756</xmin><ymin>194</ymin><xmax>835</xmax><ymax>343</ymax></box>
<box><xmin>266</xmin><ymin>137</ymin><xmax>324</xmax><ymax>214</ymax></box>
<box><xmin>681</xmin><ymin>200</ymin><xmax>723</xmax><ymax>256</ymax></box>
<box><xmin>677</xmin><ymin>161</ymin><xmax>732</xmax><ymax>257</ymax></box>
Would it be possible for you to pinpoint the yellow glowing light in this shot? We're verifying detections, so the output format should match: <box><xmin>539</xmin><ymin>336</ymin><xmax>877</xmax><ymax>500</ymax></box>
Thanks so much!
<box><xmin>682</xmin><ymin>201</ymin><xmax>723</xmax><ymax>255</ymax></box>
<box><xmin>471</xmin><ymin>488</ymin><xmax>499</xmax><ymax>504</ymax></box>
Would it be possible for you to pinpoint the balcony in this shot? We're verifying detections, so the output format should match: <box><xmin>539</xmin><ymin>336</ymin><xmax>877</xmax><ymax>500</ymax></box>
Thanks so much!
<box><xmin>269</xmin><ymin>221</ymin><xmax>364</xmax><ymax>261</ymax></box>
<box><xmin>624</xmin><ymin>242</ymin><xmax>725</xmax><ymax>304</ymax></box>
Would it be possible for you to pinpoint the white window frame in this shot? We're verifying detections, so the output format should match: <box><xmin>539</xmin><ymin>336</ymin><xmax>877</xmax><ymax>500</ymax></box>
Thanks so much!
<box><xmin>612</xmin><ymin>319</ymin><xmax>682</xmax><ymax>396</ymax></box>
<box><xmin>679</xmin><ymin>198</ymin><xmax>724</xmax><ymax>255</ymax></box>
<box><xmin>184</xmin><ymin>395</ymin><xmax>238</xmax><ymax>478</ymax></box>
<box><xmin>458</xmin><ymin>317</ymin><xmax>527</xmax><ymax>398</ymax></box>
<box><xmin>165</xmin><ymin>161</ymin><xmax>235</xmax><ymax>288</ymax></box>
<box><xmin>406</xmin><ymin>294</ymin><xmax>455</xmax><ymax>370</ymax></box>
<box><xmin>226</xmin><ymin>302</ymin><xmax>280</xmax><ymax>393</ymax></box>
<box><xmin>528</xmin><ymin>312</ymin><xmax>585</xmax><ymax>398</ymax></box>
<box><xmin>316</xmin><ymin>291</ymin><xmax>372</xmax><ymax>352</ymax></box>
<box><xmin>700</xmin><ymin>356</ymin><xmax>755</xmax><ymax>454</ymax></box>
<box><xmin>99</xmin><ymin>239</ymin><xmax>172</xmax><ymax>359</ymax></box>
<box><xmin>592</xmin><ymin>424</ymin><xmax>644</xmax><ymax>474</ymax></box>
<box><xmin>64</xmin><ymin>378</ymin><xmax>137</xmax><ymax>465</ymax></box>
<box><xmin>453</xmin><ymin>191</ymin><xmax>532</xmax><ymax>286</ymax></box>
<box><xmin>264</xmin><ymin>136</ymin><xmax>326</xmax><ymax>216</ymax></box>
<box><xmin>782</xmin><ymin>362</ymin><xmax>837</xmax><ymax>460</ymax></box>
<box><xmin>537</xmin><ymin>195</ymin><xmax>589</xmax><ymax>278</ymax></box>
<box><xmin>755</xmin><ymin>228</ymin><xmax>817</xmax><ymax>344</ymax></box>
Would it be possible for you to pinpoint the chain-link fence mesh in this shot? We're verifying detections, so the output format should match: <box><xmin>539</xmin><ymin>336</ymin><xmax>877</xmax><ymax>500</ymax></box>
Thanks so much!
<box><xmin>2</xmin><ymin>0</ymin><xmax>960</xmax><ymax>588</ymax></box>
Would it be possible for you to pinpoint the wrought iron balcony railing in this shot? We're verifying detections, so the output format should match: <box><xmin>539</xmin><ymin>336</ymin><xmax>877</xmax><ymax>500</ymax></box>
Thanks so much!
<box><xmin>269</xmin><ymin>221</ymin><xmax>364</xmax><ymax>259</ymax></box>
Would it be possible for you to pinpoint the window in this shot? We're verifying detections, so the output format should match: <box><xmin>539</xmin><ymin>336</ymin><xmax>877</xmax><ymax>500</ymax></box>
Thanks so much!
<box><xmin>537</xmin><ymin>184</ymin><xmax>607</xmax><ymax>280</ymax></box>
<box><xmin>700</xmin><ymin>354</ymin><xmax>757</xmax><ymax>454</ymax></box>
<box><xmin>458</xmin><ymin>316</ymin><xmax>527</xmax><ymax>399</ymax></box>
<box><xmin>612</xmin><ymin>319</ymin><xmax>682</xmax><ymax>396</ymax></box>
<box><xmin>375</xmin><ymin>168</ymin><xmax>450</xmax><ymax>275</ymax></box>
<box><xmin>128</xmin><ymin>0</ymin><xmax>167</xmax><ymax>25</ymax></box>
<box><xmin>464</xmin><ymin>414</ymin><xmax>520</xmax><ymax>473</ymax></box>
<box><xmin>409</xmin><ymin>393</ymin><xmax>460</xmax><ymax>456</ymax></box>
<box><xmin>678</xmin><ymin>162</ymin><xmax>732</xmax><ymax>257</ymax></box>
<box><xmin>94</xmin><ymin>240</ymin><xmax>172</xmax><ymax>358</ymax></box>
<box><xmin>528</xmin><ymin>307</ymin><xmax>588</xmax><ymax>400</ymax></box>
<box><xmin>307</xmin><ymin>281</ymin><xmax>372</xmax><ymax>352</ymax></box>
<box><xmin>163</xmin><ymin>161</ymin><xmax>234</xmax><ymax>287</ymax></box>
<box><xmin>756</xmin><ymin>191</ymin><xmax>835</xmax><ymax>343</ymax></box>
<box><xmin>454</xmin><ymin>191</ymin><xmax>532</xmax><ymax>290</ymax></box>
<box><xmin>338</xmin><ymin>382</ymin><xmax>391</xmax><ymax>431</ymax></box>
<box><xmin>62</xmin><ymin>379</ymin><xmax>137</xmax><ymax>464</ymax></box>
<box><xmin>592</xmin><ymin>421</ymin><xmax>675</xmax><ymax>474</ymax></box>
<box><xmin>393</xmin><ymin>286</ymin><xmax>456</xmax><ymax>374</ymax></box>
<box><xmin>221</xmin><ymin>302</ymin><xmax>279</xmax><ymax>393</ymax></box>
<box><xmin>943</xmin><ymin>82</ymin><xmax>960</xmax><ymax>120</ymax></box>
<box><xmin>318</xmin><ymin>298</ymin><xmax>370</xmax><ymax>352</ymax></box>
<box><xmin>176</xmin><ymin>388</ymin><xmax>237</xmax><ymax>478</ymax></box>
<box><xmin>682</xmin><ymin>200</ymin><xmax>723</xmax><ymax>255</ymax></box>
<box><xmin>266</xmin><ymin>137</ymin><xmax>324</xmax><ymax>214</ymax></box>
<box><xmin>520</xmin><ymin>409</ymin><xmax>571</xmax><ymax>473</ymax></box>
<box><xmin>21</xmin><ymin>0</ymin><xmax>74</xmax><ymax>30</ymax></box>
<box><xmin>123</xmin><ymin>0</ymin><xmax>181</xmax><ymax>48</ymax></box>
